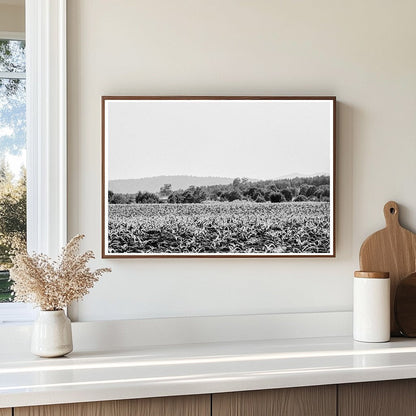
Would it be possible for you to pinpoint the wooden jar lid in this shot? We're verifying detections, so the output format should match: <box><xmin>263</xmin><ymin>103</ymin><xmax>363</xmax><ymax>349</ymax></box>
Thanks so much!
<box><xmin>354</xmin><ymin>271</ymin><xmax>390</xmax><ymax>279</ymax></box>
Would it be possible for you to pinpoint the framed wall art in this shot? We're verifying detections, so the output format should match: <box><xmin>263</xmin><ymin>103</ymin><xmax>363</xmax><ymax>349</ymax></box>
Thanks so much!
<box><xmin>102</xmin><ymin>96</ymin><xmax>336</xmax><ymax>258</ymax></box>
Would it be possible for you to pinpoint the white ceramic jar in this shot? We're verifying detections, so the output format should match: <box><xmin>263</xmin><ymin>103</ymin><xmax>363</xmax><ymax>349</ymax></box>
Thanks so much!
<box><xmin>353</xmin><ymin>271</ymin><xmax>390</xmax><ymax>343</ymax></box>
<box><xmin>31</xmin><ymin>310</ymin><xmax>73</xmax><ymax>357</ymax></box>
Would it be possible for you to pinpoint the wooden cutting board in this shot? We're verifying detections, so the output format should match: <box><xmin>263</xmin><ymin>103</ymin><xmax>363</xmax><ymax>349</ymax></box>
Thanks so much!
<box><xmin>359</xmin><ymin>201</ymin><xmax>416</xmax><ymax>335</ymax></box>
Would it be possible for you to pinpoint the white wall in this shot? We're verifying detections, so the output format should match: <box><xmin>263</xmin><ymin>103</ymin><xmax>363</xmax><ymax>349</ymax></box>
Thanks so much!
<box><xmin>67</xmin><ymin>0</ymin><xmax>416</xmax><ymax>322</ymax></box>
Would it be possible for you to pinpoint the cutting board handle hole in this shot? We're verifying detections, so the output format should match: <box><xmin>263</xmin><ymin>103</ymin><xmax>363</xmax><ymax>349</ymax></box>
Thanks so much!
<box><xmin>384</xmin><ymin>201</ymin><xmax>399</xmax><ymax>225</ymax></box>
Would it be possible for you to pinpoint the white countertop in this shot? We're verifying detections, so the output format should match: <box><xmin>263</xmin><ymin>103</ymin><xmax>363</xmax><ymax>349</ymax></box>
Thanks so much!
<box><xmin>2</xmin><ymin>336</ymin><xmax>416</xmax><ymax>408</ymax></box>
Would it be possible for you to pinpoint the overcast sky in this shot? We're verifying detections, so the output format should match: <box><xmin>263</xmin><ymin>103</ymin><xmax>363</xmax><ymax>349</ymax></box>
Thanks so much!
<box><xmin>106</xmin><ymin>99</ymin><xmax>333</xmax><ymax>181</ymax></box>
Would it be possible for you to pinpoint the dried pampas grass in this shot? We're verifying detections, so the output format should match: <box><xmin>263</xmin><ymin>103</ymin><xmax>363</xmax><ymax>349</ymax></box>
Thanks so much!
<box><xmin>10</xmin><ymin>234</ymin><xmax>111</xmax><ymax>311</ymax></box>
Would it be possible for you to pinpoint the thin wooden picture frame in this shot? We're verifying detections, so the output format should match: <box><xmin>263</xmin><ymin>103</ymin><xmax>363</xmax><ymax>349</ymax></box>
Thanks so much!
<box><xmin>102</xmin><ymin>96</ymin><xmax>336</xmax><ymax>258</ymax></box>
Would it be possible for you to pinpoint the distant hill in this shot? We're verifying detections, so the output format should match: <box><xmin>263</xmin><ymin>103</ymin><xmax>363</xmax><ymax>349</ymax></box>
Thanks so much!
<box><xmin>109</xmin><ymin>175</ymin><xmax>235</xmax><ymax>194</ymax></box>
<box><xmin>277</xmin><ymin>172</ymin><xmax>329</xmax><ymax>179</ymax></box>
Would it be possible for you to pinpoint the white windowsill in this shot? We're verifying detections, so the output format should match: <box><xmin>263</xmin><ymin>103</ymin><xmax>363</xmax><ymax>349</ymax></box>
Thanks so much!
<box><xmin>0</xmin><ymin>303</ymin><xmax>37</xmax><ymax>324</ymax></box>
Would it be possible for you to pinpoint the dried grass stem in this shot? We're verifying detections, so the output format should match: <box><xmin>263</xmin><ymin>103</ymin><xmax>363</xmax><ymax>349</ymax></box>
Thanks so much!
<box><xmin>10</xmin><ymin>234</ymin><xmax>111</xmax><ymax>310</ymax></box>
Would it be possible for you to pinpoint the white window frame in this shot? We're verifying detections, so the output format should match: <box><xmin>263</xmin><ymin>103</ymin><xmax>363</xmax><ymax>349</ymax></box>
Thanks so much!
<box><xmin>0</xmin><ymin>31</ymin><xmax>32</xmax><ymax>323</ymax></box>
<box><xmin>0</xmin><ymin>0</ymin><xmax>67</xmax><ymax>324</ymax></box>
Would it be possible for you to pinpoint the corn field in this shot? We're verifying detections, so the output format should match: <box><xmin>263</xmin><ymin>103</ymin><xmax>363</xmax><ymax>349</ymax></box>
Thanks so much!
<box><xmin>107</xmin><ymin>201</ymin><xmax>330</xmax><ymax>254</ymax></box>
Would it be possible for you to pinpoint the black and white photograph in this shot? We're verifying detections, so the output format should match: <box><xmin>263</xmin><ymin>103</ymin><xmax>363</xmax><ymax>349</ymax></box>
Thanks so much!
<box><xmin>102</xmin><ymin>97</ymin><xmax>335</xmax><ymax>257</ymax></box>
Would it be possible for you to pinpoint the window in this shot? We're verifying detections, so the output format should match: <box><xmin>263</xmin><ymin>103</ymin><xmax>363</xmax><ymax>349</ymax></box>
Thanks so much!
<box><xmin>0</xmin><ymin>2</ymin><xmax>67</xmax><ymax>324</ymax></box>
<box><xmin>0</xmin><ymin>1</ymin><xmax>67</xmax><ymax>324</ymax></box>
<box><xmin>0</xmin><ymin>32</ymin><xmax>35</xmax><ymax>323</ymax></box>
<box><xmin>0</xmin><ymin>35</ymin><xmax>26</xmax><ymax>304</ymax></box>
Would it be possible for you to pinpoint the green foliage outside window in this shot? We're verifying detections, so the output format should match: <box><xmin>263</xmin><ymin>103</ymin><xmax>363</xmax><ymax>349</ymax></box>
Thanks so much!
<box><xmin>0</xmin><ymin>39</ymin><xmax>27</xmax><ymax>302</ymax></box>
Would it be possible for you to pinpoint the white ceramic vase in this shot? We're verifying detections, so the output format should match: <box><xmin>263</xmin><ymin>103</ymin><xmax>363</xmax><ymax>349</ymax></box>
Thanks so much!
<box><xmin>31</xmin><ymin>310</ymin><xmax>73</xmax><ymax>357</ymax></box>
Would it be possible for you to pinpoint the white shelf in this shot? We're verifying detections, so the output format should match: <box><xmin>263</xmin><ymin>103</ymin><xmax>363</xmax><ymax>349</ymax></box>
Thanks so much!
<box><xmin>2</xmin><ymin>335</ymin><xmax>416</xmax><ymax>408</ymax></box>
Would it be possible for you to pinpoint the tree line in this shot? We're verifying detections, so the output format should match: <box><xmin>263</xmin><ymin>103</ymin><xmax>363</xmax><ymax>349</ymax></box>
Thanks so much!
<box><xmin>108</xmin><ymin>175</ymin><xmax>330</xmax><ymax>204</ymax></box>
<box><xmin>0</xmin><ymin>160</ymin><xmax>26</xmax><ymax>302</ymax></box>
